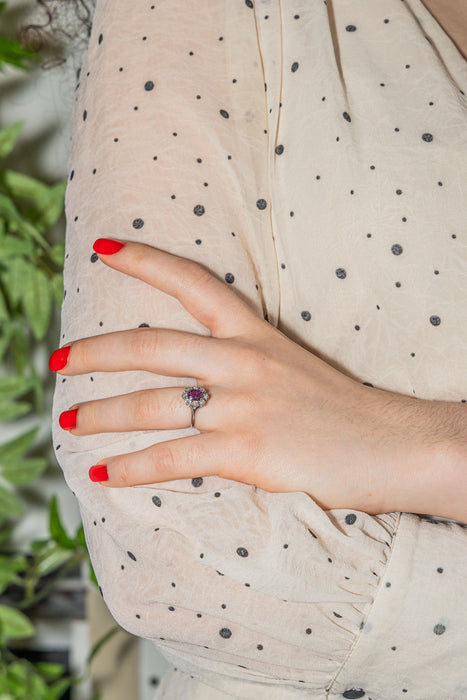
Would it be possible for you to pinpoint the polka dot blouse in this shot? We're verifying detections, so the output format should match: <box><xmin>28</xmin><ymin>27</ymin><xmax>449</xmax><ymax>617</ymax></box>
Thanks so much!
<box><xmin>53</xmin><ymin>0</ymin><xmax>467</xmax><ymax>697</ymax></box>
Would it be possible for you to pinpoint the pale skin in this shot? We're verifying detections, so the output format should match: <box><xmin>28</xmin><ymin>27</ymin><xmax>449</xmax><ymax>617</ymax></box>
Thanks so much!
<box><xmin>50</xmin><ymin>239</ymin><xmax>467</xmax><ymax>522</ymax></box>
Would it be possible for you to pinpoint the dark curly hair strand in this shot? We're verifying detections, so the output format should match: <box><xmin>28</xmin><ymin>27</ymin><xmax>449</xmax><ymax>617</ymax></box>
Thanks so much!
<box><xmin>18</xmin><ymin>0</ymin><xmax>96</xmax><ymax>78</ymax></box>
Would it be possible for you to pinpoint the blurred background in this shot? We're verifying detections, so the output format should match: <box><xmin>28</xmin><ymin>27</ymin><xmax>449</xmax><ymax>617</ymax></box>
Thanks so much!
<box><xmin>0</xmin><ymin>1</ymin><xmax>169</xmax><ymax>697</ymax></box>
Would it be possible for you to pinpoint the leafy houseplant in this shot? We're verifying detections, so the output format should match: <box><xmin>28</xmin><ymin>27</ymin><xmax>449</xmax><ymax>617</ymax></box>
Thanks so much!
<box><xmin>0</xmin><ymin>3</ymin><xmax>119</xmax><ymax>697</ymax></box>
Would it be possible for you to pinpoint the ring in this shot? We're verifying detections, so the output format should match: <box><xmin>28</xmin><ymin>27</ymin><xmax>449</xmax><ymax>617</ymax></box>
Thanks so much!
<box><xmin>182</xmin><ymin>386</ymin><xmax>210</xmax><ymax>428</ymax></box>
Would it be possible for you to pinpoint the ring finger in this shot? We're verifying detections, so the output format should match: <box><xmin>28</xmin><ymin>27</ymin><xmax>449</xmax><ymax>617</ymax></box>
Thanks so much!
<box><xmin>59</xmin><ymin>386</ymin><xmax>224</xmax><ymax>435</ymax></box>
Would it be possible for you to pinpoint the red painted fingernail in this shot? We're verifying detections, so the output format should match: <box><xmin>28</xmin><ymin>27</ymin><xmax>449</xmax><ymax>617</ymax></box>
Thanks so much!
<box><xmin>89</xmin><ymin>465</ymin><xmax>108</xmax><ymax>482</ymax></box>
<box><xmin>59</xmin><ymin>409</ymin><xmax>78</xmax><ymax>430</ymax></box>
<box><xmin>93</xmin><ymin>238</ymin><xmax>125</xmax><ymax>255</ymax></box>
<box><xmin>49</xmin><ymin>346</ymin><xmax>71</xmax><ymax>372</ymax></box>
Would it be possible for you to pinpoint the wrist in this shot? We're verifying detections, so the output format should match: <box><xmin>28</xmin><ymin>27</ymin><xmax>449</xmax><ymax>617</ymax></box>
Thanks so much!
<box><xmin>388</xmin><ymin>397</ymin><xmax>467</xmax><ymax>522</ymax></box>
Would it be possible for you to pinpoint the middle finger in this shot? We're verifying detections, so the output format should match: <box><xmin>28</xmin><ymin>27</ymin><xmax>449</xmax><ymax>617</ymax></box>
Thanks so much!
<box><xmin>50</xmin><ymin>327</ymin><xmax>238</xmax><ymax>383</ymax></box>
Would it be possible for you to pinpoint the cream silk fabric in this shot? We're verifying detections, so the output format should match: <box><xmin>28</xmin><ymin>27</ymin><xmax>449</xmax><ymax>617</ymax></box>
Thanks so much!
<box><xmin>52</xmin><ymin>0</ymin><xmax>467</xmax><ymax>697</ymax></box>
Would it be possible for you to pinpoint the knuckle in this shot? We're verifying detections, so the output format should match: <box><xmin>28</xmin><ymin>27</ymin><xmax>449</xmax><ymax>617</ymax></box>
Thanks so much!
<box><xmin>134</xmin><ymin>390</ymin><xmax>160</xmax><ymax>424</ymax></box>
<box><xmin>84</xmin><ymin>400</ymin><xmax>100</xmax><ymax>432</ymax></box>
<box><xmin>115</xmin><ymin>460</ymin><xmax>130</xmax><ymax>486</ymax></box>
<box><xmin>156</xmin><ymin>448</ymin><xmax>178</xmax><ymax>474</ymax></box>
<box><xmin>180</xmin><ymin>260</ymin><xmax>215</xmax><ymax>292</ymax></box>
<box><xmin>129</xmin><ymin>327</ymin><xmax>159</xmax><ymax>358</ymax></box>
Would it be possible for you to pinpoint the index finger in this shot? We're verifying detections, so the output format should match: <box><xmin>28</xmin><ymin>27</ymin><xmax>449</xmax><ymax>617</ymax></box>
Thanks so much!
<box><xmin>93</xmin><ymin>238</ymin><xmax>260</xmax><ymax>338</ymax></box>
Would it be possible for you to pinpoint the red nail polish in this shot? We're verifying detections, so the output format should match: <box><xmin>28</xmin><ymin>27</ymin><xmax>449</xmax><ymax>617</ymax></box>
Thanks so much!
<box><xmin>93</xmin><ymin>238</ymin><xmax>125</xmax><ymax>255</ymax></box>
<box><xmin>59</xmin><ymin>409</ymin><xmax>78</xmax><ymax>430</ymax></box>
<box><xmin>89</xmin><ymin>465</ymin><xmax>108</xmax><ymax>482</ymax></box>
<box><xmin>49</xmin><ymin>346</ymin><xmax>71</xmax><ymax>372</ymax></box>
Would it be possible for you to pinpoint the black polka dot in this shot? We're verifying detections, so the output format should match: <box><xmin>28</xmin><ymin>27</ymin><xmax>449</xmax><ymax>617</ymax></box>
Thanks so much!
<box><xmin>343</xmin><ymin>111</ymin><xmax>351</xmax><ymax>122</ymax></box>
<box><xmin>430</xmin><ymin>315</ymin><xmax>441</xmax><ymax>326</ymax></box>
<box><xmin>144</xmin><ymin>80</ymin><xmax>154</xmax><ymax>90</ymax></box>
<box><xmin>301</xmin><ymin>310</ymin><xmax>311</xmax><ymax>321</ymax></box>
<box><xmin>127</xmin><ymin>551</ymin><xmax>136</xmax><ymax>561</ymax></box>
<box><xmin>291</xmin><ymin>62</ymin><xmax>299</xmax><ymax>72</ymax></box>
<box><xmin>133</xmin><ymin>218</ymin><xmax>144</xmax><ymax>229</ymax></box>
<box><xmin>336</xmin><ymin>268</ymin><xmax>347</xmax><ymax>278</ymax></box>
<box><xmin>422</xmin><ymin>132</ymin><xmax>433</xmax><ymax>142</ymax></box>
<box><xmin>225</xmin><ymin>273</ymin><xmax>235</xmax><ymax>284</ymax></box>
<box><xmin>391</xmin><ymin>244</ymin><xmax>403</xmax><ymax>255</ymax></box>
<box><xmin>152</xmin><ymin>496</ymin><xmax>161</xmax><ymax>507</ymax></box>
<box><xmin>192</xmin><ymin>477</ymin><xmax>203</xmax><ymax>487</ymax></box>
<box><xmin>237</xmin><ymin>547</ymin><xmax>248</xmax><ymax>557</ymax></box>
<box><xmin>434</xmin><ymin>623</ymin><xmax>446</xmax><ymax>635</ymax></box>
<box><xmin>220</xmin><ymin>109</ymin><xmax>229</xmax><ymax>118</ymax></box>
<box><xmin>256</xmin><ymin>199</ymin><xmax>267</xmax><ymax>210</ymax></box>
<box><xmin>219</xmin><ymin>628</ymin><xmax>232</xmax><ymax>638</ymax></box>
<box><xmin>194</xmin><ymin>205</ymin><xmax>205</xmax><ymax>216</ymax></box>
<box><xmin>345</xmin><ymin>25</ymin><xmax>357</xmax><ymax>32</ymax></box>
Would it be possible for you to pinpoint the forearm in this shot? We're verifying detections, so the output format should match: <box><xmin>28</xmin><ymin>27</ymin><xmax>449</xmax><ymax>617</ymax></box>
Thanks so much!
<box><xmin>381</xmin><ymin>393</ymin><xmax>467</xmax><ymax>523</ymax></box>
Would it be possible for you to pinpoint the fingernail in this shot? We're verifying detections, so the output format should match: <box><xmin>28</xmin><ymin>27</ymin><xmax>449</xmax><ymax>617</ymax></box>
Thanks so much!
<box><xmin>49</xmin><ymin>346</ymin><xmax>71</xmax><ymax>372</ymax></box>
<box><xmin>89</xmin><ymin>465</ymin><xmax>108</xmax><ymax>482</ymax></box>
<box><xmin>93</xmin><ymin>238</ymin><xmax>125</xmax><ymax>255</ymax></box>
<box><xmin>59</xmin><ymin>409</ymin><xmax>78</xmax><ymax>430</ymax></box>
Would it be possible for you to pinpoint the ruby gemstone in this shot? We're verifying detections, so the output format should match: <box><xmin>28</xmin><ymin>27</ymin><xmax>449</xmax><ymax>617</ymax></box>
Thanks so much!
<box><xmin>188</xmin><ymin>389</ymin><xmax>203</xmax><ymax>400</ymax></box>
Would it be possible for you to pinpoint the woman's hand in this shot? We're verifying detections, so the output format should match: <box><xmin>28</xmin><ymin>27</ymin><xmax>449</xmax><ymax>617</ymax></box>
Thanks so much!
<box><xmin>49</xmin><ymin>238</ymin><xmax>436</xmax><ymax>515</ymax></box>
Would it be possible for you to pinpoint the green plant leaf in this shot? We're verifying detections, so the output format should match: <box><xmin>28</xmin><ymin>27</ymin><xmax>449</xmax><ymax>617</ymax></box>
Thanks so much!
<box><xmin>25</xmin><ymin>182</ymin><xmax>67</xmax><ymax>234</ymax></box>
<box><xmin>0</xmin><ymin>170</ymin><xmax>49</xmax><ymax>202</ymax></box>
<box><xmin>30</xmin><ymin>539</ymin><xmax>73</xmax><ymax>578</ymax></box>
<box><xmin>45</xmin><ymin>677</ymin><xmax>75</xmax><ymax>700</ymax></box>
<box><xmin>0</xmin><ymin>235</ymin><xmax>35</xmax><ymax>259</ymax></box>
<box><xmin>0</xmin><ymin>554</ymin><xmax>27</xmax><ymax>595</ymax></box>
<box><xmin>0</xmin><ymin>36</ymin><xmax>42</xmax><ymax>72</ymax></box>
<box><xmin>20</xmin><ymin>264</ymin><xmax>52</xmax><ymax>341</ymax></box>
<box><xmin>49</xmin><ymin>495</ymin><xmax>75</xmax><ymax>550</ymax></box>
<box><xmin>0</xmin><ymin>399</ymin><xmax>32</xmax><ymax>422</ymax></box>
<box><xmin>1</xmin><ymin>257</ymin><xmax>29</xmax><ymax>307</ymax></box>
<box><xmin>49</xmin><ymin>244</ymin><xmax>65</xmax><ymax>267</ymax></box>
<box><xmin>88</xmin><ymin>559</ymin><xmax>99</xmax><ymax>588</ymax></box>
<box><xmin>4</xmin><ymin>660</ymin><xmax>28</xmax><ymax>694</ymax></box>
<box><xmin>0</xmin><ymin>486</ymin><xmax>23</xmax><ymax>520</ymax></box>
<box><xmin>30</xmin><ymin>662</ymin><xmax>65</xmax><ymax>681</ymax></box>
<box><xmin>26</xmin><ymin>671</ymin><xmax>48</xmax><ymax>699</ymax></box>
<box><xmin>0</xmin><ymin>193</ymin><xmax>21</xmax><ymax>225</ymax></box>
<box><xmin>87</xmin><ymin>625</ymin><xmax>120</xmax><ymax>665</ymax></box>
<box><xmin>0</xmin><ymin>122</ymin><xmax>24</xmax><ymax>160</ymax></box>
<box><xmin>13</xmin><ymin>218</ymin><xmax>50</xmax><ymax>251</ymax></box>
<box><xmin>0</xmin><ymin>289</ymin><xmax>8</xmax><ymax>321</ymax></box>
<box><xmin>75</xmin><ymin>524</ymin><xmax>86</xmax><ymax>548</ymax></box>
<box><xmin>50</xmin><ymin>273</ymin><xmax>64</xmax><ymax>308</ymax></box>
<box><xmin>0</xmin><ymin>375</ymin><xmax>34</xmax><ymax>401</ymax></box>
<box><xmin>0</xmin><ymin>319</ymin><xmax>13</xmax><ymax>361</ymax></box>
<box><xmin>0</xmin><ymin>522</ymin><xmax>14</xmax><ymax>545</ymax></box>
<box><xmin>1</xmin><ymin>457</ymin><xmax>47</xmax><ymax>487</ymax></box>
<box><xmin>0</xmin><ymin>605</ymin><xmax>34</xmax><ymax>643</ymax></box>
<box><xmin>0</xmin><ymin>426</ymin><xmax>38</xmax><ymax>462</ymax></box>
